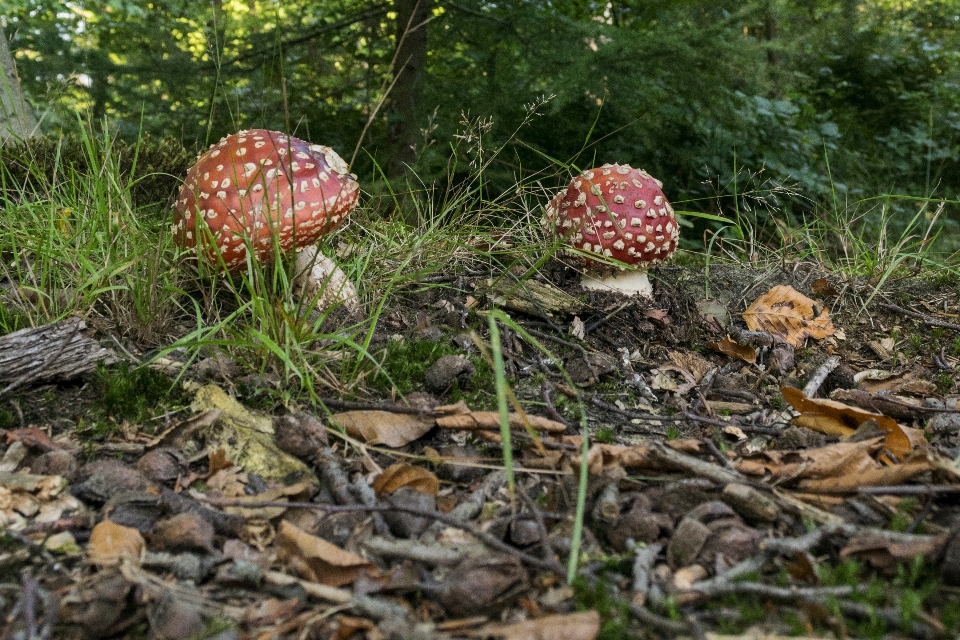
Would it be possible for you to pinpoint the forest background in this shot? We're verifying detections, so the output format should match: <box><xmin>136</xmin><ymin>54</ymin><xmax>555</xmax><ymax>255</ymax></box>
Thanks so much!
<box><xmin>2</xmin><ymin>0</ymin><xmax>960</xmax><ymax>253</ymax></box>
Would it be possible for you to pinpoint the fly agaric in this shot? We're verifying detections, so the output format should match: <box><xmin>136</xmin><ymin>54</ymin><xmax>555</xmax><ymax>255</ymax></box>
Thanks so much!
<box><xmin>172</xmin><ymin>129</ymin><xmax>359</xmax><ymax>273</ymax></box>
<box><xmin>545</xmin><ymin>163</ymin><xmax>678</xmax><ymax>297</ymax></box>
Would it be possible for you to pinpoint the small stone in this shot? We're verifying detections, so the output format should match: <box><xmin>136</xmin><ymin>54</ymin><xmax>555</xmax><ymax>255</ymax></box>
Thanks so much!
<box><xmin>667</xmin><ymin>517</ymin><xmax>711</xmax><ymax>569</ymax></box>
<box><xmin>152</xmin><ymin>512</ymin><xmax>215</xmax><ymax>553</ymax></box>
<box><xmin>30</xmin><ymin>449</ymin><xmax>77</xmax><ymax>477</ymax></box>
<box><xmin>135</xmin><ymin>448</ymin><xmax>188</xmax><ymax>485</ymax></box>
<box><xmin>424</xmin><ymin>355</ymin><xmax>475</xmax><ymax>394</ymax></box>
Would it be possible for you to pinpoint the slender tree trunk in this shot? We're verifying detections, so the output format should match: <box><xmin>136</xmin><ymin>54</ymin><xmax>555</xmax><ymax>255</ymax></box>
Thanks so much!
<box><xmin>0</xmin><ymin>24</ymin><xmax>39</xmax><ymax>143</ymax></box>
<box><xmin>387</xmin><ymin>0</ymin><xmax>430</xmax><ymax>178</ymax></box>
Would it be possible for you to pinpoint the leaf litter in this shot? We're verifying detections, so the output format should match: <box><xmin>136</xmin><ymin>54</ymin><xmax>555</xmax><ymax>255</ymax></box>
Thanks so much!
<box><xmin>2</xmin><ymin>267</ymin><xmax>960</xmax><ymax>639</ymax></box>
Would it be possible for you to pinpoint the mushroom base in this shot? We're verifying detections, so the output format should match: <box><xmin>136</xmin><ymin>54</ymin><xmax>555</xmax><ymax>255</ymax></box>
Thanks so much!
<box><xmin>580</xmin><ymin>269</ymin><xmax>653</xmax><ymax>298</ymax></box>
<box><xmin>294</xmin><ymin>246</ymin><xmax>359</xmax><ymax>313</ymax></box>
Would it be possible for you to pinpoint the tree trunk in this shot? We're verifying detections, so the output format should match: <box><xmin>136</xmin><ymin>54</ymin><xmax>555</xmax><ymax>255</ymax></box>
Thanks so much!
<box><xmin>387</xmin><ymin>0</ymin><xmax>431</xmax><ymax>179</ymax></box>
<box><xmin>0</xmin><ymin>24</ymin><xmax>39</xmax><ymax>143</ymax></box>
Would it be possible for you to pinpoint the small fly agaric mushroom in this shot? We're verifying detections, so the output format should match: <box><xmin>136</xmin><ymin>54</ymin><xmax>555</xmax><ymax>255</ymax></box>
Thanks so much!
<box><xmin>545</xmin><ymin>163</ymin><xmax>679</xmax><ymax>297</ymax></box>
<box><xmin>172</xmin><ymin>129</ymin><xmax>360</xmax><ymax>309</ymax></box>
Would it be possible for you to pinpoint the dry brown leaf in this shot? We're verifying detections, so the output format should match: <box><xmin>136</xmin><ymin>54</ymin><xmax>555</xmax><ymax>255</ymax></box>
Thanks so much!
<box><xmin>736</xmin><ymin>440</ymin><xmax>883</xmax><ymax>481</ymax></box>
<box><xmin>372</xmin><ymin>463</ymin><xmax>439</xmax><ymax>497</ymax></box>
<box><xmin>811</xmin><ymin>278</ymin><xmax>840</xmax><ymax>297</ymax></box>
<box><xmin>223</xmin><ymin>479</ymin><xmax>314</xmax><ymax>519</ymax></box>
<box><xmin>277</xmin><ymin>521</ymin><xmax>374</xmax><ymax>587</ymax></box>
<box><xmin>667</xmin><ymin>350</ymin><xmax>714</xmax><ymax>382</ymax></box>
<box><xmin>840</xmin><ymin>532</ymin><xmax>947</xmax><ymax>570</ymax></box>
<box><xmin>435</xmin><ymin>411</ymin><xmax>566</xmax><ymax>433</ymax></box>
<box><xmin>798</xmin><ymin>453</ymin><xmax>937</xmax><ymax>493</ymax></box>
<box><xmin>477</xmin><ymin>610</ymin><xmax>600</xmax><ymax>640</ymax></box>
<box><xmin>331</xmin><ymin>410</ymin><xmax>433</xmax><ymax>448</ymax></box>
<box><xmin>88</xmin><ymin>520</ymin><xmax>144</xmax><ymax>566</ymax></box>
<box><xmin>781</xmin><ymin>387</ymin><xmax>920</xmax><ymax>458</ymax></box>
<box><xmin>207</xmin><ymin>448</ymin><xmax>233</xmax><ymax>475</ymax></box>
<box><xmin>742</xmin><ymin>285</ymin><xmax>835</xmax><ymax>347</ymax></box>
<box><xmin>707</xmin><ymin>336</ymin><xmax>757</xmax><ymax>364</ymax></box>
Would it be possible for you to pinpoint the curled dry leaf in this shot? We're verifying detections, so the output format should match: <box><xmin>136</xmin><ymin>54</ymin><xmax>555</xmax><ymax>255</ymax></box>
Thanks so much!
<box><xmin>373</xmin><ymin>463</ymin><xmax>439</xmax><ymax>497</ymax></box>
<box><xmin>781</xmin><ymin>387</ymin><xmax>925</xmax><ymax>458</ymax></box>
<box><xmin>277</xmin><ymin>520</ymin><xmax>374</xmax><ymax>587</ymax></box>
<box><xmin>88</xmin><ymin>520</ymin><xmax>144</xmax><ymax>566</ymax></box>
<box><xmin>742</xmin><ymin>285</ymin><xmax>835</xmax><ymax>347</ymax></box>
<box><xmin>708</xmin><ymin>335</ymin><xmax>757</xmax><ymax>364</ymax></box>
<box><xmin>811</xmin><ymin>277</ymin><xmax>840</xmax><ymax>297</ymax></box>
<box><xmin>435</xmin><ymin>411</ymin><xmax>566</xmax><ymax>433</ymax></box>
<box><xmin>330</xmin><ymin>410</ymin><xmax>434</xmax><ymax>448</ymax></box>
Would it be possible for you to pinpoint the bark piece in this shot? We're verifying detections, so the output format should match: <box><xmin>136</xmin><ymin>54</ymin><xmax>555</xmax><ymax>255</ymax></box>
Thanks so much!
<box><xmin>0</xmin><ymin>317</ymin><xmax>115</xmax><ymax>389</ymax></box>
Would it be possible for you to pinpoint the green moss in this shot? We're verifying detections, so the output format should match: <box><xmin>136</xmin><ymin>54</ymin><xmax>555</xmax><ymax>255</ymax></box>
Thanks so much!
<box><xmin>571</xmin><ymin>575</ymin><xmax>630</xmax><ymax>640</ymax></box>
<box><xmin>372</xmin><ymin>338</ymin><xmax>494</xmax><ymax>408</ymax></box>
<box><xmin>91</xmin><ymin>361</ymin><xmax>181</xmax><ymax>425</ymax></box>
<box><xmin>595</xmin><ymin>427</ymin><xmax>615</xmax><ymax>444</ymax></box>
<box><xmin>665</xmin><ymin>425</ymin><xmax>682</xmax><ymax>440</ymax></box>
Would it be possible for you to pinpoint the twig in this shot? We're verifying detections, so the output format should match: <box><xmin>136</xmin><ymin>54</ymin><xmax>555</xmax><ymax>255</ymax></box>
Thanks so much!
<box><xmin>629</xmin><ymin>603</ymin><xmax>690</xmax><ymax>637</ymax></box>
<box><xmin>802</xmin><ymin>355</ymin><xmax>840</xmax><ymax>397</ymax></box>
<box><xmin>517</xmin><ymin>487</ymin><xmax>558</xmax><ymax>567</ymax></box>
<box><xmin>199</xmin><ymin>496</ymin><xmax>565</xmax><ymax>575</ymax></box>
<box><xmin>879</xmin><ymin>302</ymin><xmax>960</xmax><ymax>332</ymax></box>
<box><xmin>703</xmin><ymin>437</ymin><xmax>734</xmax><ymax>469</ymax></box>
<box><xmin>859</xmin><ymin>485</ymin><xmax>960</xmax><ymax>496</ymax></box>
<box><xmin>583</xmin><ymin>299</ymin><xmax>633</xmax><ymax>336</ymax></box>
<box><xmin>540</xmin><ymin>380</ymin><xmax>573</xmax><ymax>429</ymax></box>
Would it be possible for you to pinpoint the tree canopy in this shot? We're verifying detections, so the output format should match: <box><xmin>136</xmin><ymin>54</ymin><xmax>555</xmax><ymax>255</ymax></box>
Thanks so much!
<box><xmin>4</xmin><ymin>0</ymin><xmax>960</xmax><ymax>226</ymax></box>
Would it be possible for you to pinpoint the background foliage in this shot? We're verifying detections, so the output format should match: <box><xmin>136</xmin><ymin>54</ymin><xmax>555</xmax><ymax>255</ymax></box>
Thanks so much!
<box><xmin>4</xmin><ymin>0</ymin><xmax>960</xmax><ymax>245</ymax></box>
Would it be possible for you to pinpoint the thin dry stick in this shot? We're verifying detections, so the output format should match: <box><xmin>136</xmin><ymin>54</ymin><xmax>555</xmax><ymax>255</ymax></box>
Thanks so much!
<box><xmin>802</xmin><ymin>355</ymin><xmax>840</xmax><ymax>397</ymax></box>
<box><xmin>200</xmin><ymin>497</ymin><xmax>565</xmax><ymax>575</ymax></box>
<box><xmin>879</xmin><ymin>302</ymin><xmax>960</xmax><ymax>331</ymax></box>
<box><xmin>350</xmin><ymin>3</ymin><xmax>433</xmax><ymax>166</ymax></box>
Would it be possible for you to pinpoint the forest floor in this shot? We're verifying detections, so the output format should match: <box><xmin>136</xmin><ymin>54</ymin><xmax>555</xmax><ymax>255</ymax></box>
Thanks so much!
<box><xmin>3</xmin><ymin>253</ymin><xmax>960</xmax><ymax>640</ymax></box>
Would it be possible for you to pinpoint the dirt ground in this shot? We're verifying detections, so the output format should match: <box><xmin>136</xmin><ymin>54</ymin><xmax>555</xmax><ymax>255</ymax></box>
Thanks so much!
<box><xmin>2</xmin><ymin>259</ymin><xmax>960</xmax><ymax>640</ymax></box>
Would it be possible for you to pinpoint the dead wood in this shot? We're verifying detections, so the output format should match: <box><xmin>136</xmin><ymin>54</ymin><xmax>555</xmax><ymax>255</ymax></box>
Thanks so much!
<box><xmin>0</xmin><ymin>317</ymin><xmax>116</xmax><ymax>394</ymax></box>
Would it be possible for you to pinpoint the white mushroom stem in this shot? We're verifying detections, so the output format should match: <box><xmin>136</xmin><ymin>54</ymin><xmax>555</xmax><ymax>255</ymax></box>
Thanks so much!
<box><xmin>294</xmin><ymin>245</ymin><xmax>359</xmax><ymax>313</ymax></box>
<box><xmin>580</xmin><ymin>268</ymin><xmax>653</xmax><ymax>298</ymax></box>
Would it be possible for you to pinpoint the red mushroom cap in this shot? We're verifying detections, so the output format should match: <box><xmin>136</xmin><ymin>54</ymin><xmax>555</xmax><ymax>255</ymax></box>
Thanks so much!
<box><xmin>546</xmin><ymin>163</ymin><xmax>679</xmax><ymax>269</ymax></box>
<box><xmin>172</xmin><ymin>129</ymin><xmax>359</xmax><ymax>273</ymax></box>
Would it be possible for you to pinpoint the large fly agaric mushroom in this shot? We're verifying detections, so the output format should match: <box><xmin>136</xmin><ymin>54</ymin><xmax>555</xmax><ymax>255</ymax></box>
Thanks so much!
<box><xmin>172</xmin><ymin>129</ymin><xmax>360</xmax><ymax>309</ymax></box>
<box><xmin>545</xmin><ymin>163</ymin><xmax>679</xmax><ymax>297</ymax></box>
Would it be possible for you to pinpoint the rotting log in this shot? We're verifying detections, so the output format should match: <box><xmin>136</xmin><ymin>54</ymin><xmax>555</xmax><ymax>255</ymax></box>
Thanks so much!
<box><xmin>0</xmin><ymin>316</ymin><xmax>116</xmax><ymax>390</ymax></box>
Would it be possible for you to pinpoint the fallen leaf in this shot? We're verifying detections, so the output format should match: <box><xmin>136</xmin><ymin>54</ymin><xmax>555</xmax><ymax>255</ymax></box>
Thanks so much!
<box><xmin>696</xmin><ymin>299</ymin><xmax>730</xmax><ymax>326</ymax></box>
<box><xmin>840</xmin><ymin>532</ymin><xmax>947</xmax><ymax>571</ymax></box>
<box><xmin>811</xmin><ymin>278</ymin><xmax>840</xmax><ymax>297</ymax></box>
<box><xmin>708</xmin><ymin>335</ymin><xmax>757</xmax><ymax>364</ymax></box>
<box><xmin>277</xmin><ymin>521</ymin><xmax>374</xmax><ymax>587</ymax></box>
<box><xmin>331</xmin><ymin>410</ymin><xmax>433</xmax><ymax>448</ymax></box>
<box><xmin>478</xmin><ymin>610</ymin><xmax>600</xmax><ymax>640</ymax></box>
<box><xmin>207</xmin><ymin>448</ymin><xmax>233</xmax><ymax>475</ymax></box>
<box><xmin>372</xmin><ymin>463</ymin><xmax>439</xmax><ymax>497</ymax></box>
<box><xmin>88</xmin><ymin>520</ymin><xmax>144</xmax><ymax>565</ymax></box>
<box><xmin>781</xmin><ymin>387</ymin><xmax>919</xmax><ymax>457</ymax></box>
<box><xmin>435</xmin><ymin>411</ymin><xmax>566</xmax><ymax>433</ymax></box>
<box><xmin>570</xmin><ymin>316</ymin><xmax>585</xmax><ymax>340</ymax></box>
<box><xmin>742</xmin><ymin>285</ymin><xmax>835</xmax><ymax>347</ymax></box>
<box><xmin>644</xmin><ymin>309</ymin><xmax>671</xmax><ymax>325</ymax></box>
<box><xmin>667</xmin><ymin>350</ymin><xmax>714</xmax><ymax>382</ymax></box>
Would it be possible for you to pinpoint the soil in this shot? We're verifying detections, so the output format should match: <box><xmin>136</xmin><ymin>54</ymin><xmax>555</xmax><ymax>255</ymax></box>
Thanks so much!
<box><xmin>3</xmin><ymin>259</ymin><xmax>960</xmax><ymax>640</ymax></box>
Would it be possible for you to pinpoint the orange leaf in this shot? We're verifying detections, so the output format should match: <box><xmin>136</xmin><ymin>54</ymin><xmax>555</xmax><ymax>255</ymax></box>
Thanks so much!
<box><xmin>372</xmin><ymin>463</ymin><xmax>439</xmax><ymax>497</ymax></box>
<box><xmin>707</xmin><ymin>335</ymin><xmax>757</xmax><ymax>364</ymax></box>
<box><xmin>743</xmin><ymin>285</ymin><xmax>835</xmax><ymax>347</ymax></box>
<box><xmin>781</xmin><ymin>387</ymin><xmax>920</xmax><ymax>457</ymax></box>
<box><xmin>277</xmin><ymin>521</ymin><xmax>374</xmax><ymax>587</ymax></box>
